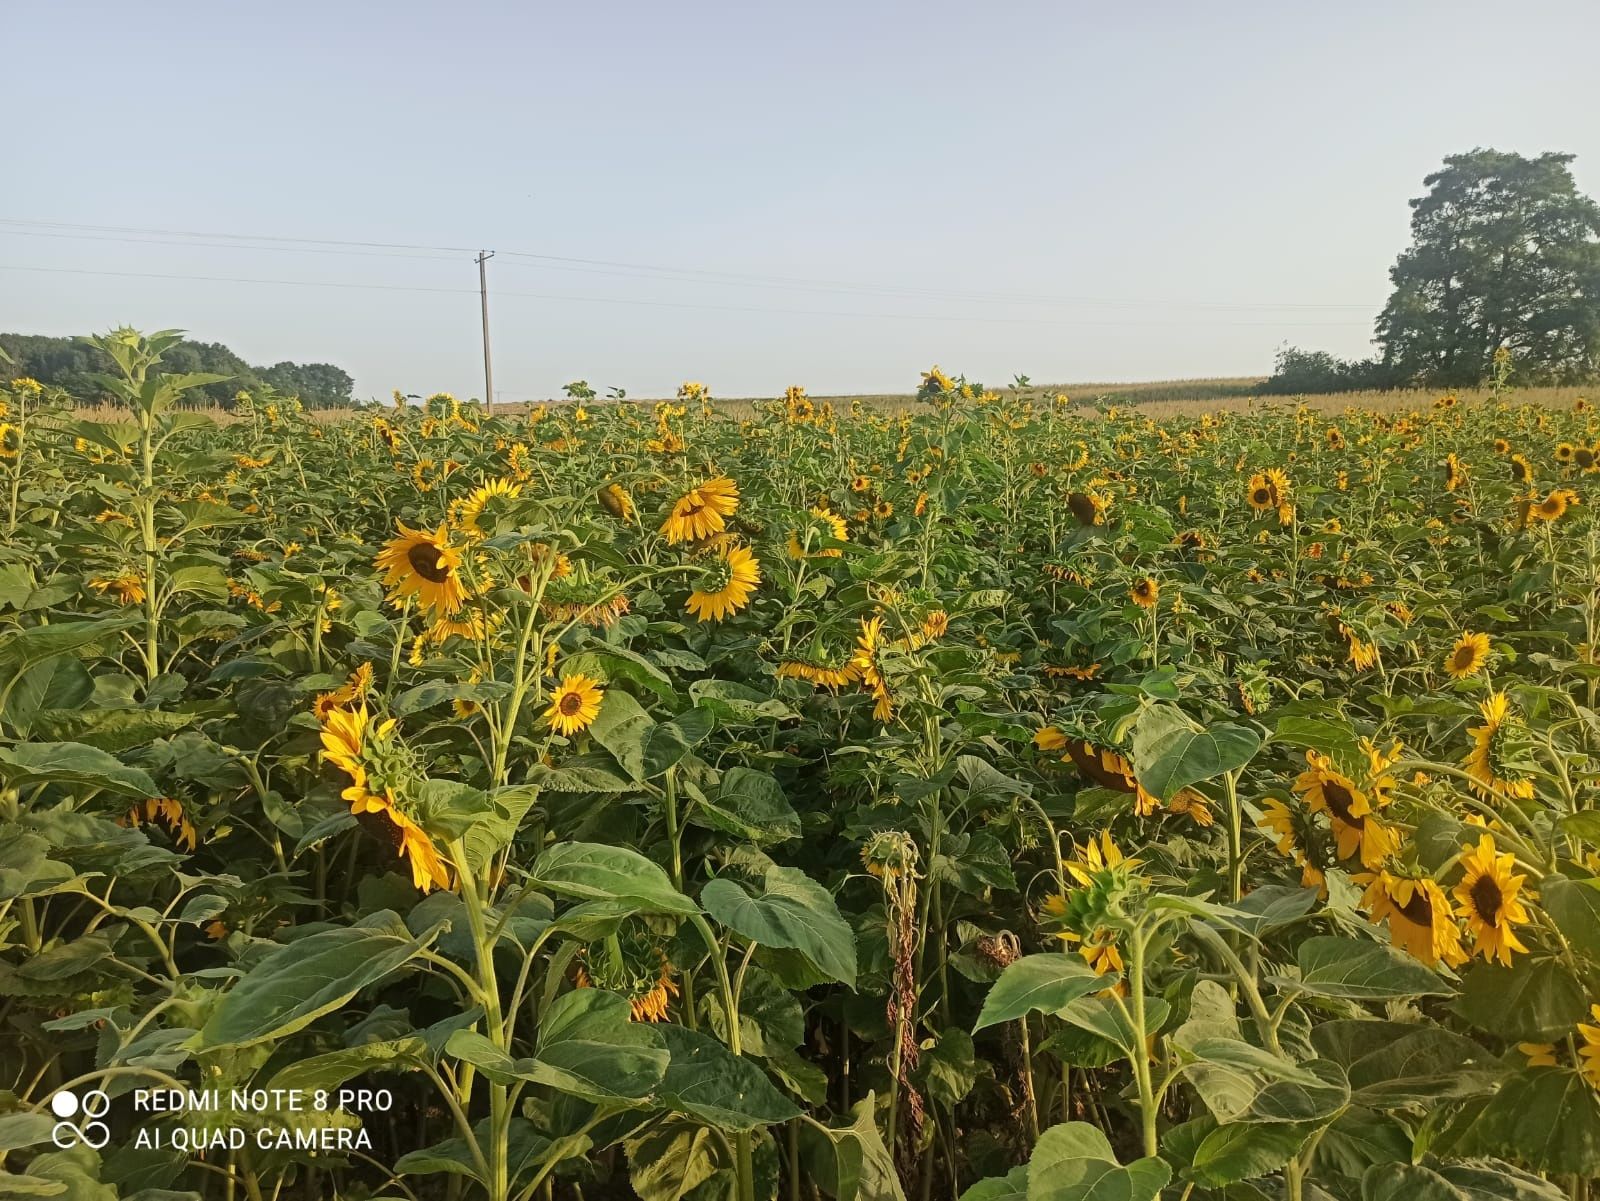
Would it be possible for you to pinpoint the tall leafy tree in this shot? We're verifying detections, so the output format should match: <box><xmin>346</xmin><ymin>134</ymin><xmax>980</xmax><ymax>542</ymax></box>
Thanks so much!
<box><xmin>1377</xmin><ymin>149</ymin><xmax>1600</xmax><ymax>386</ymax></box>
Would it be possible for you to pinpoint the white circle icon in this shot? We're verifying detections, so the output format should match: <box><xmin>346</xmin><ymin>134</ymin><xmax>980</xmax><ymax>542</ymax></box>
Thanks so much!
<box><xmin>49</xmin><ymin>1090</ymin><xmax>110</xmax><ymax>1149</ymax></box>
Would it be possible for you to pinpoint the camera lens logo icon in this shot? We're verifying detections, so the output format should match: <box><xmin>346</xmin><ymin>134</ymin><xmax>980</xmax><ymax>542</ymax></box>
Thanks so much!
<box><xmin>50</xmin><ymin>1090</ymin><xmax>111</xmax><ymax>1149</ymax></box>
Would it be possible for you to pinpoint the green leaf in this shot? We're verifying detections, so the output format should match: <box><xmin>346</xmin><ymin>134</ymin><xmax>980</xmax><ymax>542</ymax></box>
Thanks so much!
<box><xmin>588</xmin><ymin>689</ymin><xmax>654</xmax><ymax>781</ymax></box>
<box><xmin>197</xmin><ymin>912</ymin><xmax>437</xmax><ymax>1049</ymax></box>
<box><xmin>1131</xmin><ymin>704</ymin><xmax>1260</xmax><ymax>802</ymax></box>
<box><xmin>448</xmin><ymin>989</ymin><xmax>667</xmax><ymax>1102</ymax></box>
<box><xmin>956</xmin><ymin>1167</ymin><xmax>1027</xmax><ymax>1201</ymax></box>
<box><xmin>531</xmin><ymin>841</ymin><xmax>698</xmax><ymax>916</ymax></box>
<box><xmin>1027</xmin><ymin>1122</ymin><xmax>1171</xmax><ymax>1201</ymax></box>
<box><xmin>799</xmin><ymin>1092</ymin><xmax>906</xmax><ymax>1201</ymax></box>
<box><xmin>915</xmin><ymin>1027</ymin><xmax>978</xmax><ymax>1108</ymax></box>
<box><xmin>628</xmin><ymin>1121</ymin><xmax>723</xmax><ymax>1201</ymax></box>
<box><xmin>1463</xmin><ymin>1068</ymin><xmax>1600</xmax><ymax>1174</ymax></box>
<box><xmin>1433</xmin><ymin>1161</ymin><xmax>1567</xmax><ymax>1200</ymax></box>
<box><xmin>1309</xmin><ymin>1020</ymin><xmax>1501</xmax><ymax>1107</ymax></box>
<box><xmin>1054</xmin><ymin>993</ymin><xmax>1170</xmax><ymax>1056</ymax></box>
<box><xmin>655</xmin><ymin>1023</ymin><xmax>800</xmax><ymax>1130</ymax></box>
<box><xmin>972</xmin><ymin>955</ymin><xmax>1110</xmax><ymax>1032</ymax></box>
<box><xmin>702</xmin><ymin>866</ymin><xmax>856</xmax><ymax>986</ymax></box>
<box><xmin>0</xmin><ymin>742</ymin><xmax>159</xmax><ymax>798</ymax></box>
<box><xmin>1539</xmin><ymin>876</ymin><xmax>1600</xmax><ymax>958</ymax></box>
<box><xmin>1180</xmin><ymin>1039</ymin><xmax>1350</xmax><ymax>1124</ymax></box>
<box><xmin>1172</xmin><ymin>1116</ymin><xmax>1313</xmax><ymax>1187</ymax></box>
<box><xmin>0</xmin><ymin>1113</ymin><xmax>56</xmax><ymax>1152</ymax></box>
<box><xmin>0</xmin><ymin>616</ymin><xmax>138</xmax><ymax>674</ymax></box>
<box><xmin>691</xmin><ymin>767</ymin><xmax>801</xmax><ymax>845</ymax></box>
<box><xmin>1361</xmin><ymin>1164</ymin><xmax>1468</xmax><ymax>1201</ymax></box>
<box><xmin>30</xmin><ymin>708</ymin><xmax>193</xmax><ymax>754</ymax></box>
<box><xmin>1454</xmin><ymin>959</ymin><xmax>1587</xmax><ymax>1041</ymax></box>
<box><xmin>1282</xmin><ymin>936</ymin><xmax>1453</xmax><ymax>999</ymax></box>
<box><xmin>643</xmin><ymin>708</ymin><xmax>713</xmax><ymax>777</ymax></box>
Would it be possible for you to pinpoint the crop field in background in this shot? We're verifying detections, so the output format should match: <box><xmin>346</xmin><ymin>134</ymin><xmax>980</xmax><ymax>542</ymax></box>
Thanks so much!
<box><xmin>5</xmin><ymin>333</ymin><xmax>1600</xmax><ymax>1201</ymax></box>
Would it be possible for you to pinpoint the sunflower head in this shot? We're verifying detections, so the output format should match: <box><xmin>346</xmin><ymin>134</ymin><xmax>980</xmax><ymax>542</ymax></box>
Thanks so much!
<box><xmin>374</xmin><ymin>522</ymin><xmax>467</xmax><ymax>619</ymax></box>
<box><xmin>1445</xmin><ymin>631</ymin><xmax>1491</xmax><ymax>679</ymax></box>
<box><xmin>544</xmin><ymin>672</ymin><xmax>605</xmax><ymax>736</ymax></box>
<box><xmin>686</xmin><ymin>544</ymin><xmax>761</xmax><ymax>623</ymax></box>
<box><xmin>1130</xmin><ymin>577</ymin><xmax>1159</xmax><ymax>608</ymax></box>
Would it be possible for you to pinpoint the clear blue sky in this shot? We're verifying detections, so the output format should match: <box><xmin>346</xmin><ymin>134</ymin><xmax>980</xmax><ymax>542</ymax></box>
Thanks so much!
<box><xmin>8</xmin><ymin>0</ymin><xmax>1599</xmax><ymax>401</ymax></box>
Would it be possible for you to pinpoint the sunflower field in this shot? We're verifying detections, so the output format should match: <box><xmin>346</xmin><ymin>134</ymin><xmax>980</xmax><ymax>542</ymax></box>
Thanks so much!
<box><xmin>5</xmin><ymin>328</ymin><xmax>1600</xmax><ymax>1201</ymax></box>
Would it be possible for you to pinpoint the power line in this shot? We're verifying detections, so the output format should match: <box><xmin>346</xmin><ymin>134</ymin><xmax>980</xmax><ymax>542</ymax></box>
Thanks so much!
<box><xmin>0</xmin><ymin>263</ymin><xmax>1371</xmax><ymax>328</ymax></box>
<box><xmin>0</xmin><ymin>216</ymin><xmax>1377</xmax><ymax>313</ymax></box>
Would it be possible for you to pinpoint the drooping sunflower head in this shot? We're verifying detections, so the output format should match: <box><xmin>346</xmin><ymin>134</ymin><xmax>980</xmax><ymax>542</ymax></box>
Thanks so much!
<box><xmin>572</xmin><ymin>918</ymin><xmax>680</xmax><ymax>1022</ymax></box>
<box><xmin>544</xmin><ymin>672</ymin><xmax>605</xmax><ymax>736</ymax></box>
<box><xmin>686</xmin><ymin>544</ymin><xmax>761</xmax><ymax>623</ymax></box>
<box><xmin>0</xmin><ymin>423</ymin><xmax>21</xmax><ymax>460</ymax></box>
<box><xmin>660</xmin><ymin>476</ymin><xmax>739</xmax><ymax>544</ymax></box>
<box><xmin>1066</xmin><ymin>490</ymin><xmax>1107</xmax><ymax>527</ymax></box>
<box><xmin>1464</xmin><ymin>691</ymin><xmax>1537</xmax><ymax>800</ymax></box>
<box><xmin>598</xmin><ymin>482</ymin><xmax>636</xmax><ymax>521</ymax></box>
<box><xmin>861</xmin><ymin>830</ymin><xmax>921</xmax><ymax>881</ymax></box>
<box><xmin>1445</xmin><ymin>631</ymin><xmax>1491</xmax><ymax>680</ymax></box>
<box><xmin>1357</xmin><ymin>870</ymin><xmax>1466</xmax><ymax>968</ymax></box>
<box><xmin>374</xmin><ymin>522</ymin><xmax>467</xmax><ymax>619</ymax></box>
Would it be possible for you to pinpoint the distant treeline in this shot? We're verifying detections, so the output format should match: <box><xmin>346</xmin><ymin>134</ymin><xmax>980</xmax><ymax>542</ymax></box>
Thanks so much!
<box><xmin>0</xmin><ymin>332</ymin><xmax>354</xmax><ymax>409</ymax></box>
<box><xmin>1261</xmin><ymin>148</ymin><xmax>1600</xmax><ymax>396</ymax></box>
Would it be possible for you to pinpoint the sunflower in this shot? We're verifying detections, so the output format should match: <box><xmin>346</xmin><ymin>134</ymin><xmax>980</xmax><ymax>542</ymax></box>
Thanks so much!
<box><xmin>544</xmin><ymin>672</ymin><xmax>604</xmax><ymax>736</ymax></box>
<box><xmin>852</xmin><ymin>615</ymin><xmax>893</xmax><ymax>721</ymax></box>
<box><xmin>374</xmin><ymin>522</ymin><xmax>467</xmax><ymax>619</ymax></box>
<box><xmin>455</xmin><ymin>477</ymin><xmax>522</xmax><ymax>537</ymax></box>
<box><xmin>1066</xmin><ymin>491</ymin><xmax>1107</xmax><ymax>526</ymax></box>
<box><xmin>1257</xmin><ymin>797</ymin><xmax>1326</xmax><ymax>892</ymax></box>
<box><xmin>320</xmin><ymin>704</ymin><xmax>389</xmax><ymax>784</ymax></box>
<box><xmin>1130</xmin><ymin>577</ymin><xmax>1159</xmax><ymax>608</ymax></box>
<box><xmin>1445</xmin><ymin>631</ymin><xmax>1491</xmax><ymax>679</ymax></box>
<box><xmin>1579</xmin><ymin>1007</ymin><xmax>1600</xmax><ymax>1089</ymax></box>
<box><xmin>920</xmin><ymin>609</ymin><xmax>949</xmax><ymax>639</ymax></box>
<box><xmin>1519</xmin><ymin>1042</ymin><xmax>1558</xmax><ymax>1068</ymax></box>
<box><xmin>1464</xmin><ymin>691</ymin><xmax>1536</xmax><ymax>800</ymax></box>
<box><xmin>598</xmin><ymin>482</ymin><xmax>636</xmax><ymax>521</ymax></box>
<box><xmin>121</xmin><ymin>796</ymin><xmax>198</xmax><ymax>852</ymax></box>
<box><xmin>89</xmin><ymin>574</ymin><xmax>146</xmax><ymax>606</ymax></box>
<box><xmin>1557</xmin><ymin>442</ymin><xmax>1577</xmax><ymax>464</ymax></box>
<box><xmin>1510</xmin><ymin>453</ymin><xmax>1534</xmax><ymax>484</ymax></box>
<box><xmin>1451</xmin><ymin>834</ymin><xmax>1530</xmax><ymax>966</ymax></box>
<box><xmin>1167</xmin><ymin>790</ymin><xmax>1214</xmax><ymax>827</ymax></box>
<box><xmin>777</xmin><ymin>658</ymin><xmax>858</xmax><ymax>691</ymax></box>
<box><xmin>1492</xmin><ymin>438</ymin><xmax>1511</xmax><ymax>454</ymax></box>
<box><xmin>1246</xmin><ymin>468</ymin><xmax>1289</xmax><ymax>514</ymax></box>
<box><xmin>686</xmin><ymin>544</ymin><xmax>761</xmax><ymax>622</ymax></box>
<box><xmin>1294</xmin><ymin>751</ymin><xmax>1397</xmax><ymax>869</ymax></box>
<box><xmin>1532</xmin><ymin>488</ymin><xmax>1576</xmax><ymax>522</ymax></box>
<box><xmin>1033</xmin><ymin>725</ymin><xmax>1069</xmax><ymax>752</ymax></box>
<box><xmin>1066</xmin><ymin>830</ymin><xmax>1136</xmax><ymax>885</ymax></box>
<box><xmin>873</xmin><ymin>499</ymin><xmax>894</xmax><ymax>519</ymax></box>
<box><xmin>1063</xmin><ymin>740</ymin><xmax>1160</xmax><ymax>816</ymax></box>
<box><xmin>850</xmin><ymin>475</ymin><xmax>872</xmax><ymax>494</ymax></box>
<box><xmin>348</xmin><ymin>788</ymin><xmax>452</xmax><ymax>893</ymax></box>
<box><xmin>0</xmin><ymin>423</ymin><xmax>20</xmax><ymax>459</ymax></box>
<box><xmin>1357</xmin><ymin>869</ymin><xmax>1466</xmax><ymax>967</ymax></box>
<box><xmin>1443</xmin><ymin>453</ymin><xmax>1466</xmax><ymax>491</ymax></box>
<box><xmin>660</xmin><ymin>476</ymin><xmax>739</xmax><ymax>544</ymax></box>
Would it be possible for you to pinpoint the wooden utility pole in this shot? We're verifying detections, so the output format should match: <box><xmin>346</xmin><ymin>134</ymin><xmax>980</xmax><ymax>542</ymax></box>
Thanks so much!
<box><xmin>476</xmin><ymin>250</ymin><xmax>495</xmax><ymax>414</ymax></box>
